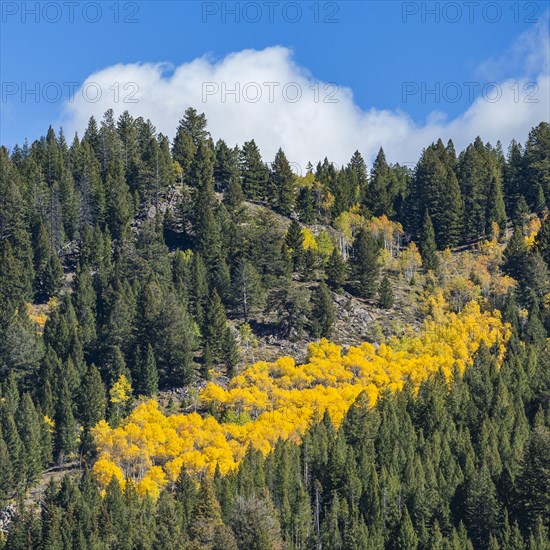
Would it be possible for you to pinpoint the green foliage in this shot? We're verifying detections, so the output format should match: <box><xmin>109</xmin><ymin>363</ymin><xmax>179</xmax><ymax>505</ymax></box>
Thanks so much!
<box><xmin>350</xmin><ymin>228</ymin><xmax>380</xmax><ymax>298</ymax></box>
<box><xmin>325</xmin><ymin>246</ymin><xmax>348</xmax><ymax>291</ymax></box>
<box><xmin>420</xmin><ymin>209</ymin><xmax>440</xmax><ymax>273</ymax></box>
<box><xmin>0</xmin><ymin>111</ymin><xmax>549</xmax><ymax>550</ymax></box>
<box><xmin>311</xmin><ymin>282</ymin><xmax>335</xmax><ymax>338</ymax></box>
<box><xmin>378</xmin><ymin>275</ymin><xmax>394</xmax><ymax>309</ymax></box>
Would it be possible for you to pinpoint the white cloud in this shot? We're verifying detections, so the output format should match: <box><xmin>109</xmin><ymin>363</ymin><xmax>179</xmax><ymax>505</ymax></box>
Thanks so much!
<box><xmin>61</xmin><ymin>17</ymin><xmax>549</xmax><ymax>171</ymax></box>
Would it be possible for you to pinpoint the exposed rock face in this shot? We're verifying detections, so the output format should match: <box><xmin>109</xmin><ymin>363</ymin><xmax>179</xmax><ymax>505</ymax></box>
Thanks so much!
<box><xmin>0</xmin><ymin>505</ymin><xmax>16</xmax><ymax>534</ymax></box>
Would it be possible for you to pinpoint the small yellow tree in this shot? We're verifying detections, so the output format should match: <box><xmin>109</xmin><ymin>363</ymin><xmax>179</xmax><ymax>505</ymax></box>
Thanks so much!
<box><xmin>110</xmin><ymin>375</ymin><xmax>132</xmax><ymax>423</ymax></box>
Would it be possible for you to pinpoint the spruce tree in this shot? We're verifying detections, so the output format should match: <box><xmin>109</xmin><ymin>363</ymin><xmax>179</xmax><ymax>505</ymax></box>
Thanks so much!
<box><xmin>503</xmin><ymin>226</ymin><xmax>529</xmax><ymax>281</ymax></box>
<box><xmin>311</xmin><ymin>282</ymin><xmax>335</xmax><ymax>338</ymax></box>
<box><xmin>270</xmin><ymin>148</ymin><xmax>295</xmax><ymax>215</ymax></box>
<box><xmin>420</xmin><ymin>210</ymin><xmax>439</xmax><ymax>273</ymax></box>
<box><xmin>203</xmin><ymin>290</ymin><xmax>228</xmax><ymax>362</ymax></box>
<box><xmin>459</xmin><ymin>140</ymin><xmax>493</xmax><ymax>242</ymax></box>
<box><xmin>516</xmin><ymin>426</ymin><xmax>550</xmax><ymax>531</ymax></box>
<box><xmin>367</xmin><ymin>147</ymin><xmax>398</xmax><ymax>216</ymax></box>
<box><xmin>465</xmin><ymin>464</ymin><xmax>501</xmax><ymax>548</ymax></box>
<box><xmin>486</xmin><ymin>174</ymin><xmax>507</xmax><ymax>237</ymax></box>
<box><xmin>395</xmin><ymin>507</ymin><xmax>419</xmax><ymax>550</ymax></box>
<box><xmin>350</xmin><ymin>228</ymin><xmax>379</xmax><ymax>298</ymax></box>
<box><xmin>296</xmin><ymin>187</ymin><xmax>316</xmax><ymax>224</ymax></box>
<box><xmin>285</xmin><ymin>219</ymin><xmax>305</xmax><ymax>271</ymax></box>
<box><xmin>154</xmin><ymin>491</ymin><xmax>185</xmax><ymax>550</ymax></box>
<box><xmin>512</xmin><ymin>196</ymin><xmax>530</xmax><ymax>228</ymax></box>
<box><xmin>222</xmin><ymin>327</ymin><xmax>240</xmax><ymax>377</ymax></box>
<box><xmin>534</xmin><ymin>184</ymin><xmax>547</xmax><ymax>215</ymax></box>
<box><xmin>155</xmin><ymin>292</ymin><xmax>195</xmax><ymax>386</ymax></box>
<box><xmin>1</xmin><ymin>405</ymin><xmax>23</xmax><ymax>478</ymax></box>
<box><xmin>0</xmin><ymin>438</ymin><xmax>13</xmax><ymax>506</ymax></box>
<box><xmin>412</xmin><ymin>145</ymin><xmax>462</xmax><ymax>248</ymax></box>
<box><xmin>54</xmin><ymin>377</ymin><xmax>77</xmax><ymax>462</ymax></box>
<box><xmin>535</xmin><ymin>214</ymin><xmax>550</xmax><ymax>268</ymax></box>
<box><xmin>522</xmin><ymin>122</ymin><xmax>549</xmax><ymax>207</ymax></box>
<box><xmin>15</xmin><ymin>393</ymin><xmax>43</xmax><ymax>487</ymax></box>
<box><xmin>189</xmin><ymin>478</ymin><xmax>226</xmax><ymax>546</ymax></box>
<box><xmin>78</xmin><ymin>364</ymin><xmax>106</xmax><ymax>428</ymax></box>
<box><xmin>33</xmin><ymin>221</ymin><xmax>63</xmax><ymax>301</ymax></box>
<box><xmin>214</xmin><ymin>140</ymin><xmax>240</xmax><ymax>192</ymax></box>
<box><xmin>141</xmin><ymin>344</ymin><xmax>159</xmax><ymax>396</ymax></box>
<box><xmin>325</xmin><ymin>247</ymin><xmax>347</xmax><ymax>291</ymax></box>
<box><xmin>0</xmin><ymin>240</ymin><xmax>28</xmax><ymax>321</ymax></box>
<box><xmin>240</xmin><ymin>140</ymin><xmax>268</xmax><ymax>200</ymax></box>
<box><xmin>172</xmin><ymin>107</ymin><xmax>209</xmax><ymax>182</ymax></box>
<box><xmin>378</xmin><ymin>275</ymin><xmax>394</xmax><ymax>309</ymax></box>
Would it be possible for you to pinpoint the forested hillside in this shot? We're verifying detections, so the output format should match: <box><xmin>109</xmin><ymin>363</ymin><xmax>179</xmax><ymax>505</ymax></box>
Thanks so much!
<box><xmin>0</xmin><ymin>111</ymin><xmax>549</xmax><ymax>549</ymax></box>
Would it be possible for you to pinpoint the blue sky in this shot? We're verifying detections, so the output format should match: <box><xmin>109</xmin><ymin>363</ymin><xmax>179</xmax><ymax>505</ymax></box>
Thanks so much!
<box><xmin>1</xmin><ymin>1</ymin><xmax>549</xmax><ymax>165</ymax></box>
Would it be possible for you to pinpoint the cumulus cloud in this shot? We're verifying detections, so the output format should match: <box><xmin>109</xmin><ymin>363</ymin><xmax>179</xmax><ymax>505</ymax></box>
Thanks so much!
<box><xmin>61</xmin><ymin>16</ymin><xmax>549</xmax><ymax>170</ymax></box>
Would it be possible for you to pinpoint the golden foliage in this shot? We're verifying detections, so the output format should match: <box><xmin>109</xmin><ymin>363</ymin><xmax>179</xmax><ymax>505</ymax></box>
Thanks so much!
<box><xmin>93</xmin><ymin>299</ymin><xmax>510</xmax><ymax>498</ymax></box>
<box><xmin>110</xmin><ymin>375</ymin><xmax>132</xmax><ymax>404</ymax></box>
<box><xmin>439</xmin><ymin>239</ymin><xmax>516</xmax><ymax>308</ymax></box>
<box><xmin>301</xmin><ymin>228</ymin><xmax>318</xmax><ymax>251</ymax></box>
<box><xmin>26</xmin><ymin>296</ymin><xmax>60</xmax><ymax>330</ymax></box>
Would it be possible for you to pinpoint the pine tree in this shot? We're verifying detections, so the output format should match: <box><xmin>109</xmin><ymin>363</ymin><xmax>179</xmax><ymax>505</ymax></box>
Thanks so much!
<box><xmin>230</xmin><ymin>496</ymin><xmax>284</xmax><ymax>550</ymax></box>
<box><xmin>285</xmin><ymin>219</ymin><xmax>305</xmax><ymax>271</ymax></box>
<box><xmin>522</xmin><ymin>122</ymin><xmax>549</xmax><ymax>207</ymax></box>
<box><xmin>311</xmin><ymin>282</ymin><xmax>335</xmax><ymax>338</ymax></box>
<box><xmin>0</xmin><ymin>240</ymin><xmax>28</xmax><ymax>321</ymax></box>
<box><xmin>141</xmin><ymin>344</ymin><xmax>159</xmax><ymax>396</ymax></box>
<box><xmin>517</xmin><ymin>426</ymin><xmax>550</xmax><ymax>531</ymax></box>
<box><xmin>41</xmin><ymin>482</ymin><xmax>64</xmax><ymax>550</ymax></box>
<box><xmin>412</xmin><ymin>144</ymin><xmax>462</xmax><ymax>247</ymax></box>
<box><xmin>107</xmin><ymin>346</ymin><xmax>131</xmax><ymax>384</ymax></box>
<box><xmin>486</xmin><ymin>174</ymin><xmax>507</xmax><ymax>237</ymax></box>
<box><xmin>420</xmin><ymin>210</ymin><xmax>440</xmax><ymax>273</ymax></box>
<box><xmin>270</xmin><ymin>148</ymin><xmax>295</xmax><ymax>215</ymax></box>
<box><xmin>33</xmin><ymin>221</ymin><xmax>63</xmax><ymax>301</ymax></box>
<box><xmin>266</xmin><ymin>283</ymin><xmax>311</xmax><ymax>339</ymax></box>
<box><xmin>174</xmin><ymin>469</ymin><xmax>197</xmax><ymax>532</ymax></box>
<box><xmin>367</xmin><ymin>147</ymin><xmax>399</xmax><ymax>216</ymax></box>
<box><xmin>155</xmin><ymin>292</ymin><xmax>195</xmax><ymax>386</ymax></box>
<box><xmin>78</xmin><ymin>364</ymin><xmax>106</xmax><ymax>428</ymax></box>
<box><xmin>240</xmin><ymin>140</ymin><xmax>268</xmax><ymax>200</ymax></box>
<box><xmin>325</xmin><ymin>247</ymin><xmax>347</xmax><ymax>291</ymax></box>
<box><xmin>1</xmin><ymin>405</ymin><xmax>23</xmax><ymax>480</ymax></box>
<box><xmin>203</xmin><ymin>290</ymin><xmax>228</xmax><ymax>362</ymax></box>
<box><xmin>72</xmin><ymin>265</ymin><xmax>97</xmax><ymax>351</ymax></box>
<box><xmin>465</xmin><ymin>464</ymin><xmax>501</xmax><ymax>548</ymax></box>
<box><xmin>395</xmin><ymin>507</ymin><xmax>418</xmax><ymax>550</ymax></box>
<box><xmin>154</xmin><ymin>490</ymin><xmax>185</xmax><ymax>550</ymax></box>
<box><xmin>214</xmin><ymin>139</ymin><xmax>240</xmax><ymax>192</ymax></box>
<box><xmin>0</xmin><ymin>438</ymin><xmax>13</xmax><ymax>506</ymax></box>
<box><xmin>54</xmin><ymin>377</ymin><xmax>77</xmax><ymax>462</ymax></box>
<box><xmin>459</xmin><ymin>140</ymin><xmax>494</xmax><ymax>241</ymax></box>
<box><xmin>189</xmin><ymin>478</ymin><xmax>226</xmax><ymax>546</ymax></box>
<box><xmin>349</xmin><ymin>150</ymin><xmax>368</xmax><ymax>203</ymax></box>
<box><xmin>503</xmin><ymin>226</ymin><xmax>529</xmax><ymax>280</ymax></box>
<box><xmin>350</xmin><ymin>228</ymin><xmax>379</xmax><ymax>298</ymax></box>
<box><xmin>15</xmin><ymin>393</ymin><xmax>43</xmax><ymax>487</ymax></box>
<box><xmin>512</xmin><ymin>196</ymin><xmax>530</xmax><ymax>229</ymax></box>
<box><xmin>534</xmin><ymin>185</ymin><xmax>547</xmax><ymax>215</ymax></box>
<box><xmin>172</xmin><ymin>107</ymin><xmax>210</xmax><ymax>182</ymax></box>
<box><xmin>222</xmin><ymin>327</ymin><xmax>240</xmax><ymax>377</ymax></box>
<box><xmin>378</xmin><ymin>275</ymin><xmax>394</xmax><ymax>309</ymax></box>
<box><xmin>503</xmin><ymin>140</ymin><xmax>524</xmax><ymax>212</ymax></box>
<box><xmin>296</xmin><ymin>187</ymin><xmax>316</xmax><ymax>224</ymax></box>
<box><xmin>535</xmin><ymin>215</ymin><xmax>550</xmax><ymax>268</ymax></box>
<box><xmin>189</xmin><ymin>251</ymin><xmax>209</xmax><ymax>326</ymax></box>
